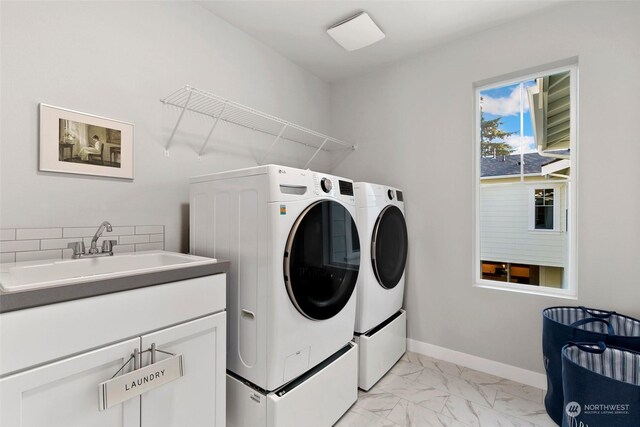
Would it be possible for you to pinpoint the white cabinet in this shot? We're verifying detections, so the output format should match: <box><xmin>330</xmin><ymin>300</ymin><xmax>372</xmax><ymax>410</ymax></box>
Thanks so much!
<box><xmin>0</xmin><ymin>274</ymin><xmax>226</xmax><ymax>427</ymax></box>
<box><xmin>0</xmin><ymin>338</ymin><xmax>141</xmax><ymax>427</ymax></box>
<box><xmin>140</xmin><ymin>313</ymin><xmax>226</xmax><ymax>427</ymax></box>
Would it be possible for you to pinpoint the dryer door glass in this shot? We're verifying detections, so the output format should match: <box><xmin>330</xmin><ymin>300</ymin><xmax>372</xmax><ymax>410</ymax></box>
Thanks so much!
<box><xmin>372</xmin><ymin>205</ymin><xmax>408</xmax><ymax>289</ymax></box>
<box><xmin>284</xmin><ymin>200</ymin><xmax>360</xmax><ymax>320</ymax></box>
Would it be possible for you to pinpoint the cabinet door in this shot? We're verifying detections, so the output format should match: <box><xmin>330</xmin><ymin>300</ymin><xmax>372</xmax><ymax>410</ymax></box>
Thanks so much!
<box><xmin>140</xmin><ymin>312</ymin><xmax>226</xmax><ymax>427</ymax></box>
<box><xmin>0</xmin><ymin>338</ymin><xmax>140</xmax><ymax>427</ymax></box>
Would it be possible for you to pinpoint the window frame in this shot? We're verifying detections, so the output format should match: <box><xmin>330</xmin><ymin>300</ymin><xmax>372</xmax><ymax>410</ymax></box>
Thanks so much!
<box><xmin>473</xmin><ymin>62</ymin><xmax>578</xmax><ymax>299</ymax></box>
<box><xmin>528</xmin><ymin>184</ymin><xmax>562</xmax><ymax>232</ymax></box>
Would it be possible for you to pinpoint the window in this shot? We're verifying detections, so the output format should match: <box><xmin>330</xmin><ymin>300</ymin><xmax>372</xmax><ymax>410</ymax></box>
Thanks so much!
<box><xmin>527</xmin><ymin>185</ymin><xmax>561</xmax><ymax>232</ymax></box>
<box><xmin>535</xmin><ymin>188</ymin><xmax>554</xmax><ymax>229</ymax></box>
<box><xmin>474</xmin><ymin>63</ymin><xmax>577</xmax><ymax>297</ymax></box>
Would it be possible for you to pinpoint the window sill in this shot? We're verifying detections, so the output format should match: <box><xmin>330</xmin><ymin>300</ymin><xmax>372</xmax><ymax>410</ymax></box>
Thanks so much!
<box><xmin>474</xmin><ymin>280</ymin><xmax>577</xmax><ymax>300</ymax></box>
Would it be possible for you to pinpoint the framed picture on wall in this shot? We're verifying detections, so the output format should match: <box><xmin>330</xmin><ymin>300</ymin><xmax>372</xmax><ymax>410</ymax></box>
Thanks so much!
<box><xmin>39</xmin><ymin>104</ymin><xmax>134</xmax><ymax>179</ymax></box>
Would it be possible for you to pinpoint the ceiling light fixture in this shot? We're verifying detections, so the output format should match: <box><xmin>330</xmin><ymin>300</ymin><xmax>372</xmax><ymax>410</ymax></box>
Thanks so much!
<box><xmin>327</xmin><ymin>12</ymin><xmax>385</xmax><ymax>52</ymax></box>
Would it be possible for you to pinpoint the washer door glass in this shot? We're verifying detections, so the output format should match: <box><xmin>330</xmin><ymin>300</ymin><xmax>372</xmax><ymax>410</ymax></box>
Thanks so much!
<box><xmin>372</xmin><ymin>206</ymin><xmax>408</xmax><ymax>289</ymax></box>
<box><xmin>284</xmin><ymin>200</ymin><xmax>360</xmax><ymax>320</ymax></box>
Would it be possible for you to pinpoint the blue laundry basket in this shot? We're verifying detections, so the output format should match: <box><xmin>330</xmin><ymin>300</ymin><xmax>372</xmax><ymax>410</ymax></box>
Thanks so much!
<box><xmin>562</xmin><ymin>342</ymin><xmax>640</xmax><ymax>427</ymax></box>
<box><xmin>542</xmin><ymin>306</ymin><xmax>640</xmax><ymax>425</ymax></box>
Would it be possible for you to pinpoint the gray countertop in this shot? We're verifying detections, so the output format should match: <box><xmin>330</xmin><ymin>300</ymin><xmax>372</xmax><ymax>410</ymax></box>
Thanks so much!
<box><xmin>0</xmin><ymin>260</ymin><xmax>229</xmax><ymax>314</ymax></box>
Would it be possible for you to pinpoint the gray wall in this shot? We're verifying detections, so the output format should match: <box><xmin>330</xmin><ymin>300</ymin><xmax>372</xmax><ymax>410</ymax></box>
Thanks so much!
<box><xmin>0</xmin><ymin>1</ymin><xmax>331</xmax><ymax>252</ymax></box>
<box><xmin>331</xmin><ymin>2</ymin><xmax>640</xmax><ymax>373</ymax></box>
<box><xmin>3</xmin><ymin>1</ymin><xmax>639</xmax><ymax>374</ymax></box>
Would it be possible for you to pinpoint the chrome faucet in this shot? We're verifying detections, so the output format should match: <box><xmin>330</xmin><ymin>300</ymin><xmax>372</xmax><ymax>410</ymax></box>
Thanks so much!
<box><xmin>89</xmin><ymin>221</ymin><xmax>113</xmax><ymax>254</ymax></box>
<box><xmin>67</xmin><ymin>221</ymin><xmax>117</xmax><ymax>259</ymax></box>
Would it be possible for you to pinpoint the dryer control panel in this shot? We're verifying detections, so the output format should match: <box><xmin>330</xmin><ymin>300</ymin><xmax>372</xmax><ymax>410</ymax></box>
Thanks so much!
<box><xmin>353</xmin><ymin>182</ymin><xmax>405</xmax><ymax>209</ymax></box>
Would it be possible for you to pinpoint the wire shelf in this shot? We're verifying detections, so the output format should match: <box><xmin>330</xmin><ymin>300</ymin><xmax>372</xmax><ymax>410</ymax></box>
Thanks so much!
<box><xmin>161</xmin><ymin>85</ymin><xmax>356</xmax><ymax>169</ymax></box>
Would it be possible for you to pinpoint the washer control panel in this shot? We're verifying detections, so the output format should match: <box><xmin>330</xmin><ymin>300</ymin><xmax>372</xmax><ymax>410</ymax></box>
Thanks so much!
<box><xmin>313</xmin><ymin>174</ymin><xmax>335</xmax><ymax>196</ymax></box>
<box><xmin>310</xmin><ymin>172</ymin><xmax>355</xmax><ymax>203</ymax></box>
<box><xmin>320</xmin><ymin>177</ymin><xmax>333</xmax><ymax>193</ymax></box>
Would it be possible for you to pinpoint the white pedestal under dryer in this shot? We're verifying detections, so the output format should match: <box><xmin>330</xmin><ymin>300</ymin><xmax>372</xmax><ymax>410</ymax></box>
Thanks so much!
<box><xmin>190</xmin><ymin>165</ymin><xmax>360</xmax><ymax>426</ymax></box>
<box><xmin>353</xmin><ymin>182</ymin><xmax>408</xmax><ymax>391</ymax></box>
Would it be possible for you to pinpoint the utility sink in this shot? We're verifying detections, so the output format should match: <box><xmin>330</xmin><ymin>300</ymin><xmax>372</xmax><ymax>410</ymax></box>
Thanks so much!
<box><xmin>0</xmin><ymin>251</ymin><xmax>217</xmax><ymax>293</ymax></box>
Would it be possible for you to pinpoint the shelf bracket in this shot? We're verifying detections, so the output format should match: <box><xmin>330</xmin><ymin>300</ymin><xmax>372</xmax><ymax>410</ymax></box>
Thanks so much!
<box><xmin>259</xmin><ymin>124</ymin><xmax>287</xmax><ymax>165</ymax></box>
<box><xmin>164</xmin><ymin>89</ymin><xmax>193</xmax><ymax>155</ymax></box>
<box><xmin>198</xmin><ymin>101</ymin><xmax>228</xmax><ymax>158</ymax></box>
<box><xmin>303</xmin><ymin>138</ymin><xmax>328</xmax><ymax>170</ymax></box>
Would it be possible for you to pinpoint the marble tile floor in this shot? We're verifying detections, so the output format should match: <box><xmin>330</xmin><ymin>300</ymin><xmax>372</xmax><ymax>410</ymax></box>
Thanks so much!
<box><xmin>335</xmin><ymin>351</ymin><xmax>557</xmax><ymax>427</ymax></box>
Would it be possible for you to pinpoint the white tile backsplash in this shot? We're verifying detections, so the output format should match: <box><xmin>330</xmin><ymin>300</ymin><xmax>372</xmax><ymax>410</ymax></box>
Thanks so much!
<box><xmin>119</xmin><ymin>234</ymin><xmax>150</xmax><ymax>245</ymax></box>
<box><xmin>110</xmin><ymin>227</ymin><xmax>136</xmax><ymax>236</ymax></box>
<box><xmin>149</xmin><ymin>233</ymin><xmax>164</xmax><ymax>243</ymax></box>
<box><xmin>112</xmin><ymin>244</ymin><xmax>136</xmax><ymax>254</ymax></box>
<box><xmin>16</xmin><ymin>228</ymin><xmax>62</xmax><ymax>240</ymax></box>
<box><xmin>40</xmin><ymin>238</ymin><xmax>85</xmax><ymax>250</ymax></box>
<box><xmin>16</xmin><ymin>250</ymin><xmax>63</xmax><ymax>262</ymax></box>
<box><xmin>1</xmin><ymin>229</ymin><xmax>16</xmax><ymax>241</ymax></box>
<box><xmin>62</xmin><ymin>227</ymin><xmax>103</xmax><ymax>238</ymax></box>
<box><xmin>63</xmin><ymin>226</ymin><xmax>135</xmax><ymax>238</ymax></box>
<box><xmin>0</xmin><ymin>240</ymin><xmax>40</xmax><ymax>253</ymax></box>
<box><xmin>82</xmin><ymin>236</ymin><xmax>119</xmax><ymax>246</ymax></box>
<box><xmin>135</xmin><ymin>242</ymin><xmax>164</xmax><ymax>252</ymax></box>
<box><xmin>135</xmin><ymin>225</ymin><xmax>163</xmax><ymax>235</ymax></box>
<box><xmin>0</xmin><ymin>253</ymin><xmax>16</xmax><ymax>263</ymax></box>
<box><xmin>0</xmin><ymin>225</ymin><xmax>164</xmax><ymax>263</ymax></box>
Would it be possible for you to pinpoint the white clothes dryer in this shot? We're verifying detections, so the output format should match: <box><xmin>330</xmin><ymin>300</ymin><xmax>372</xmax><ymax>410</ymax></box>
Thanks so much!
<box><xmin>190</xmin><ymin>165</ymin><xmax>360</xmax><ymax>393</ymax></box>
<box><xmin>353</xmin><ymin>182</ymin><xmax>408</xmax><ymax>390</ymax></box>
<box><xmin>354</xmin><ymin>182</ymin><xmax>408</xmax><ymax>334</ymax></box>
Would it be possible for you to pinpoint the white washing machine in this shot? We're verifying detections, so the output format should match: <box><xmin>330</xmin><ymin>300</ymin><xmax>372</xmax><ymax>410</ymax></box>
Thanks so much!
<box><xmin>190</xmin><ymin>165</ymin><xmax>359</xmax><ymax>426</ymax></box>
<box><xmin>353</xmin><ymin>182</ymin><xmax>408</xmax><ymax>390</ymax></box>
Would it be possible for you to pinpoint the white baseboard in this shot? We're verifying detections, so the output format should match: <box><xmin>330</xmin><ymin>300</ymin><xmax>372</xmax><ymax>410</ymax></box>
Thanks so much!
<box><xmin>406</xmin><ymin>338</ymin><xmax>547</xmax><ymax>390</ymax></box>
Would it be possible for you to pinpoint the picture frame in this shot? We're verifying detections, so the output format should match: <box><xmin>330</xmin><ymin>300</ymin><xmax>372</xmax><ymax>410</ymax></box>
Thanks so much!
<box><xmin>39</xmin><ymin>104</ymin><xmax>134</xmax><ymax>179</ymax></box>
